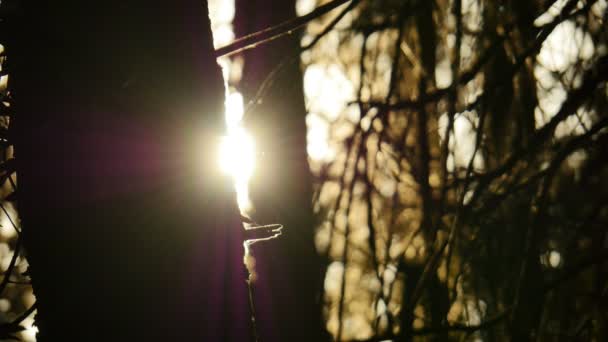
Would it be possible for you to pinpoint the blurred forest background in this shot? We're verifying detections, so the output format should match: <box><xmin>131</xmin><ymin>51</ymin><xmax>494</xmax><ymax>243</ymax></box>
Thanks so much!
<box><xmin>0</xmin><ymin>0</ymin><xmax>607</xmax><ymax>340</ymax></box>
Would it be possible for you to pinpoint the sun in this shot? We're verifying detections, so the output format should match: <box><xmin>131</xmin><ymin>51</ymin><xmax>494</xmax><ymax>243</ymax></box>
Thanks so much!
<box><xmin>208</xmin><ymin>0</ymin><xmax>255</xmax><ymax>212</ymax></box>
<box><xmin>219</xmin><ymin>127</ymin><xmax>255</xmax><ymax>179</ymax></box>
<box><xmin>218</xmin><ymin>91</ymin><xmax>255</xmax><ymax>211</ymax></box>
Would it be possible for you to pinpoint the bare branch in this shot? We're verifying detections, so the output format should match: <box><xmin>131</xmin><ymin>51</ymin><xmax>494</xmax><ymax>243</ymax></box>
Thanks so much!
<box><xmin>215</xmin><ymin>0</ymin><xmax>353</xmax><ymax>57</ymax></box>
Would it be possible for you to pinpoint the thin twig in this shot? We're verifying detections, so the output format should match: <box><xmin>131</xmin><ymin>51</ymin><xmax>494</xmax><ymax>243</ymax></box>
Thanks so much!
<box><xmin>352</xmin><ymin>307</ymin><xmax>510</xmax><ymax>341</ymax></box>
<box><xmin>0</xmin><ymin>234</ymin><xmax>21</xmax><ymax>296</ymax></box>
<box><xmin>337</xmin><ymin>142</ymin><xmax>364</xmax><ymax>342</ymax></box>
<box><xmin>215</xmin><ymin>0</ymin><xmax>353</xmax><ymax>58</ymax></box>
<box><xmin>243</xmin><ymin>0</ymin><xmax>361</xmax><ymax>124</ymax></box>
<box><xmin>12</xmin><ymin>302</ymin><xmax>37</xmax><ymax>326</ymax></box>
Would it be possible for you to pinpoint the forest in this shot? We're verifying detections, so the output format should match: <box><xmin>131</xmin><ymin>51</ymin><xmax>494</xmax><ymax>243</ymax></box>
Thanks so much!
<box><xmin>0</xmin><ymin>0</ymin><xmax>606</xmax><ymax>341</ymax></box>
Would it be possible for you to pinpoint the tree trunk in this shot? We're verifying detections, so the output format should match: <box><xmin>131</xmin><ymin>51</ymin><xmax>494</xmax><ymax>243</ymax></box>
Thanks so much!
<box><xmin>234</xmin><ymin>1</ymin><xmax>327</xmax><ymax>341</ymax></box>
<box><xmin>12</xmin><ymin>0</ymin><xmax>249</xmax><ymax>340</ymax></box>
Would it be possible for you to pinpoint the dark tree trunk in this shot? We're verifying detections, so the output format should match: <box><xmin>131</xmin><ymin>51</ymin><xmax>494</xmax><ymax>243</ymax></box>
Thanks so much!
<box><xmin>234</xmin><ymin>1</ymin><xmax>328</xmax><ymax>341</ymax></box>
<box><xmin>11</xmin><ymin>0</ymin><xmax>249</xmax><ymax>340</ymax></box>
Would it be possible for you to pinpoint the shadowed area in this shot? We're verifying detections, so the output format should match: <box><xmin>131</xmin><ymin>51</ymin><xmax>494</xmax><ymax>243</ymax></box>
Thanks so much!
<box><xmin>11</xmin><ymin>0</ymin><xmax>251</xmax><ymax>340</ymax></box>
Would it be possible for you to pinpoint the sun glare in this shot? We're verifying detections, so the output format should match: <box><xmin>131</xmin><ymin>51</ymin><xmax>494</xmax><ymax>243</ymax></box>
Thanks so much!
<box><xmin>219</xmin><ymin>127</ymin><xmax>254</xmax><ymax>176</ymax></box>
<box><xmin>219</xmin><ymin>124</ymin><xmax>255</xmax><ymax>209</ymax></box>
<box><xmin>219</xmin><ymin>91</ymin><xmax>255</xmax><ymax>211</ymax></box>
<box><xmin>219</xmin><ymin>133</ymin><xmax>254</xmax><ymax>211</ymax></box>
<box><xmin>209</xmin><ymin>0</ymin><xmax>255</xmax><ymax>212</ymax></box>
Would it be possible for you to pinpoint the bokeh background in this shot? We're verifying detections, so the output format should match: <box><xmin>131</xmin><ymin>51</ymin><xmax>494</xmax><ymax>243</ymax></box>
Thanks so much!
<box><xmin>0</xmin><ymin>0</ymin><xmax>607</xmax><ymax>340</ymax></box>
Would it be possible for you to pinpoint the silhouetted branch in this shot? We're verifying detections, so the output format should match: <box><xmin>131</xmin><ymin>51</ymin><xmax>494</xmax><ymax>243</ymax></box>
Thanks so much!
<box><xmin>12</xmin><ymin>302</ymin><xmax>37</xmax><ymax>326</ymax></box>
<box><xmin>0</xmin><ymin>302</ymin><xmax>37</xmax><ymax>341</ymax></box>
<box><xmin>302</xmin><ymin>0</ymin><xmax>361</xmax><ymax>51</ymax></box>
<box><xmin>337</xmin><ymin>148</ymin><xmax>365</xmax><ymax>342</ymax></box>
<box><xmin>215</xmin><ymin>0</ymin><xmax>353</xmax><ymax>57</ymax></box>
<box><xmin>469</xmin><ymin>118</ymin><xmax>608</xmax><ymax>218</ymax></box>
<box><xmin>243</xmin><ymin>0</ymin><xmax>360</xmax><ymax>123</ymax></box>
<box><xmin>351</xmin><ymin>308</ymin><xmax>510</xmax><ymax>341</ymax></box>
<box><xmin>465</xmin><ymin>54</ymin><xmax>608</xmax><ymax>213</ymax></box>
<box><xmin>0</xmin><ymin>227</ymin><xmax>20</xmax><ymax>296</ymax></box>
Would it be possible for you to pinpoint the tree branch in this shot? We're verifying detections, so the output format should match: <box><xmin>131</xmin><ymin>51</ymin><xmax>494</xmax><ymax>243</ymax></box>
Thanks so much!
<box><xmin>215</xmin><ymin>0</ymin><xmax>353</xmax><ymax>57</ymax></box>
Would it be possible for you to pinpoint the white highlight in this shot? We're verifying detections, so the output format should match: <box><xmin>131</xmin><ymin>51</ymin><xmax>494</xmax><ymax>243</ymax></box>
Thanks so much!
<box><xmin>209</xmin><ymin>0</ymin><xmax>255</xmax><ymax>212</ymax></box>
<box><xmin>219</xmin><ymin>91</ymin><xmax>255</xmax><ymax>212</ymax></box>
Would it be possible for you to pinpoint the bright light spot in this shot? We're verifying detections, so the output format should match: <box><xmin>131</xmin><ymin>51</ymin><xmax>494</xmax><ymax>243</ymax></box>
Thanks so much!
<box><xmin>435</xmin><ymin>57</ymin><xmax>452</xmax><ymax>89</ymax></box>
<box><xmin>534</xmin><ymin>0</ymin><xmax>569</xmax><ymax>27</ymax></box>
<box><xmin>209</xmin><ymin>0</ymin><xmax>255</xmax><ymax>213</ymax></box>
<box><xmin>462</xmin><ymin>0</ymin><xmax>483</xmax><ymax>31</ymax></box>
<box><xmin>438</xmin><ymin>112</ymin><xmax>484</xmax><ymax>171</ymax></box>
<box><xmin>0</xmin><ymin>75</ymin><xmax>8</xmax><ymax>92</ymax></box>
<box><xmin>220</xmin><ymin>90</ymin><xmax>254</xmax><ymax>212</ymax></box>
<box><xmin>235</xmin><ymin>179</ymin><xmax>252</xmax><ymax>212</ymax></box>
<box><xmin>217</xmin><ymin>56</ymin><xmax>232</xmax><ymax>81</ymax></box>
<box><xmin>219</xmin><ymin>126</ymin><xmax>255</xmax><ymax>212</ymax></box>
<box><xmin>324</xmin><ymin>261</ymin><xmax>345</xmax><ymax>297</ymax></box>
<box><xmin>463</xmin><ymin>299</ymin><xmax>487</xmax><ymax>326</ymax></box>
<box><xmin>296</xmin><ymin>0</ymin><xmax>316</xmax><ymax>16</ymax></box>
<box><xmin>541</xmin><ymin>249</ymin><xmax>564</xmax><ymax>268</ymax></box>
<box><xmin>535</xmin><ymin>80</ymin><xmax>567</xmax><ymax>125</ymax></box>
<box><xmin>378</xmin><ymin>178</ymin><xmax>396</xmax><ymax>197</ymax></box>
<box><xmin>225</xmin><ymin>91</ymin><xmax>244</xmax><ymax>126</ymax></box>
<box><xmin>208</xmin><ymin>0</ymin><xmax>235</xmax><ymax>24</ymax></box>
<box><xmin>555</xmin><ymin>112</ymin><xmax>594</xmax><ymax>138</ymax></box>
<box><xmin>212</xmin><ymin>24</ymin><xmax>235</xmax><ymax>49</ymax></box>
<box><xmin>219</xmin><ymin>128</ymin><xmax>254</xmax><ymax>174</ymax></box>
<box><xmin>548</xmin><ymin>250</ymin><xmax>562</xmax><ymax>268</ymax></box>
<box><xmin>534</xmin><ymin>20</ymin><xmax>595</xmax><ymax>135</ymax></box>
<box><xmin>304</xmin><ymin>63</ymin><xmax>355</xmax><ymax>121</ymax></box>
<box><xmin>376</xmin><ymin>299</ymin><xmax>387</xmax><ymax>316</ymax></box>
<box><xmin>592</xmin><ymin>0</ymin><xmax>608</xmax><ymax>18</ymax></box>
<box><xmin>306</xmin><ymin>112</ymin><xmax>334</xmax><ymax>161</ymax></box>
<box><xmin>537</xmin><ymin>21</ymin><xmax>594</xmax><ymax>72</ymax></box>
<box><xmin>20</xmin><ymin>314</ymin><xmax>38</xmax><ymax>342</ymax></box>
<box><xmin>220</xmin><ymin>91</ymin><xmax>254</xmax><ymax>211</ymax></box>
<box><xmin>208</xmin><ymin>0</ymin><xmax>236</xmax><ymax>48</ymax></box>
<box><xmin>18</xmin><ymin>290</ymin><xmax>37</xmax><ymax>341</ymax></box>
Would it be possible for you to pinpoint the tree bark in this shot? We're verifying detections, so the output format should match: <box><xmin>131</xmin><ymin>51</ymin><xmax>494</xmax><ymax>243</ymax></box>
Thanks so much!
<box><xmin>234</xmin><ymin>1</ymin><xmax>328</xmax><ymax>341</ymax></box>
<box><xmin>12</xmin><ymin>0</ymin><xmax>249</xmax><ymax>340</ymax></box>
